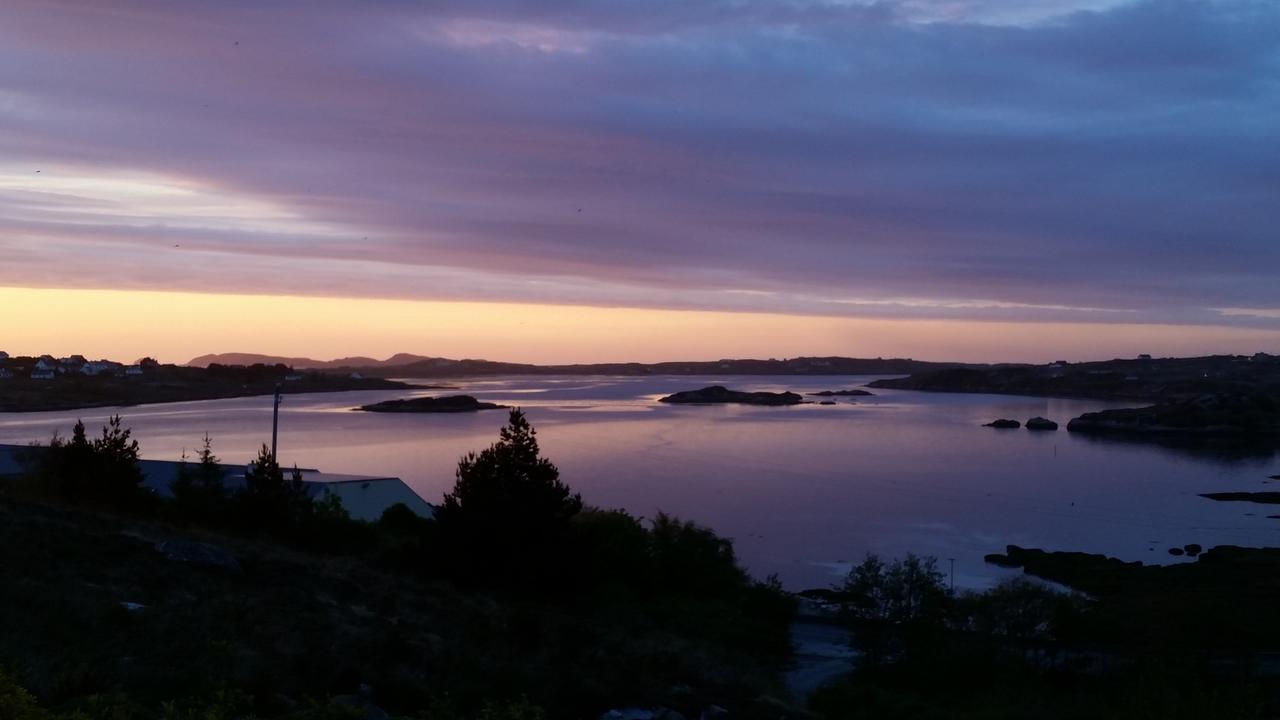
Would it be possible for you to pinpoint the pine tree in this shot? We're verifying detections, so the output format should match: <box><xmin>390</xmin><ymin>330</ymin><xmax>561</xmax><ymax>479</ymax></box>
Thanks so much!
<box><xmin>239</xmin><ymin>444</ymin><xmax>309</xmax><ymax>526</ymax></box>
<box><xmin>171</xmin><ymin>433</ymin><xmax>227</xmax><ymax>518</ymax></box>
<box><xmin>437</xmin><ymin>409</ymin><xmax>582</xmax><ymax>585</ymax></box>
<box><xmin>92</xmin><ymin>415</ymin><xmax>144</xmax><ymax>503</ymax></box>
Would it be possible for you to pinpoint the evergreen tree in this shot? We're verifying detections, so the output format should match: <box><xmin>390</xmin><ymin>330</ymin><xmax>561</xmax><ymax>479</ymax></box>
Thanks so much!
<box><xmin>171</xmin><ymin>433</ymin><xmax>228</xmax><ymax>518</ymax></box>
<box><xmin>437</xmin><ymin>409</ymin><xmax>582</xmax><ymax>586</ymax></box>
<box><xmin>60</xmin><ymin>420</ymin><xmax>96</xmax><ymax>500</ymax></box>
<box><xmin>91</xmin><ymin>415</ymin><xmax>144</xmax><ymax>504</ymax></box>
<box><xmin>239</xmin><ymin>444</ymin><xmax>309</xmax><ymax>526</ymax></box>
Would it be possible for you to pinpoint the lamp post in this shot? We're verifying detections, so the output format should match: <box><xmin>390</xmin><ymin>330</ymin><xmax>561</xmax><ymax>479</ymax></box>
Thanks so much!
<box><xmin>271</xmin><ymin>383</ymin><xmax>282</xmax><ymax>462</ymax></box>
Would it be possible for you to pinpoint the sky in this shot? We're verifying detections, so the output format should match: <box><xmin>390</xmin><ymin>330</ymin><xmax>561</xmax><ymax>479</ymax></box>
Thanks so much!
<box><xmin>2</xmin><ymin>0</ymin><xmax>1279</xmax><ymax>364</ymax></box>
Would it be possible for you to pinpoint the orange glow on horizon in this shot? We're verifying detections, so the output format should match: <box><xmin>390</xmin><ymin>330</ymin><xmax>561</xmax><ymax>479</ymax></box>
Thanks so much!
<box><xmin>2</xmin><ymin>286</ymin><xmax>1278</xmax><ymax>366</ymax></box>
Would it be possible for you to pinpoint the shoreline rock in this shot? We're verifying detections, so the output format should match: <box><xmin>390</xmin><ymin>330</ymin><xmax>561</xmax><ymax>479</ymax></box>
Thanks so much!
<box><xmin>984</xmin><ymin>419</ymin><xmax>1020</xmax><ymax>429</ymax></box>
<box><xmin>1026</xmin><ymin>417</ymin><xmax>1059</xmax><ymax>431</ymax></box>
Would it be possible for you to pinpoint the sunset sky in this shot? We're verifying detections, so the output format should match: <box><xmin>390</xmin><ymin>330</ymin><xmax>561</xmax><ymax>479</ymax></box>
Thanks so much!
<box><xmin>3</xmin><ymin>0</ymin><xmax>1278</xmax><ymax>364</ymax></box>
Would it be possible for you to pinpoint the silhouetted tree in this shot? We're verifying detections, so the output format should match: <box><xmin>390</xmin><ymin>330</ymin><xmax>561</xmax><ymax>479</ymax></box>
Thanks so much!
<box><xmin>91</xmin><ymin>415</ymin><xmax>144</xmax><ymax>504</ymax></box>
<box><xmin>238</xmin><ymin>444</ymin><xmax>310</xmax><ymax>526</ymax></box>
<box><xmin>33</xmin><ymin>417</ymin><xmax>143</xmax><ymax>505</ymax></box>
<box><xmin>436</xmin><ymin>408</ymin><xmax>582</xmax><ymax>587</ymax></box>
<box><xmin>841</xmin><ymin>553</ymin><xmax>950</xmax><ymax>664</ymax></box>
<box><xmin>59</xmin><ymin>420</ymin><xmax>95</xmax><ymax>500</ymax></box>
<box><xmin>171</xmin><ymin>433</ymin><xmax>228</xmax><ymax>519</ymax></box>
<box><xmin>649</xmin><ymin>512</ymin><xmax>748</xmax><ymax>596</ymax></box>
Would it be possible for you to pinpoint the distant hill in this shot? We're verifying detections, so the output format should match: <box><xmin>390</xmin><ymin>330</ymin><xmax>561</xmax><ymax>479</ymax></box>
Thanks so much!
<box><xmin>344</xmin><ymin>355</ymin><xmax>983</xmax><ymax>378</ymax></box>
<box><xmin>187</xmin><ymin>353</ymin><xmax>434</xmax><ymax>369</ymax></box>
<box><xmin>188</xmin><ymin>353</ymin><xmax>979</xmax><ymax>376</ymax></box>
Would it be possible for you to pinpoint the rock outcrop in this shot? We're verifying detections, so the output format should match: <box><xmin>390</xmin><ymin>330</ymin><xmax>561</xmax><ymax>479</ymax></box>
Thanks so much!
<box><xmin>658</xmin><ymin>386</ymin><xmax>804</xmax><ymax>406</ymax></box>
<box><xmin>359</xmin><ymin>395</ymin><xmax>505</xmax><ymax>413</ymax></box>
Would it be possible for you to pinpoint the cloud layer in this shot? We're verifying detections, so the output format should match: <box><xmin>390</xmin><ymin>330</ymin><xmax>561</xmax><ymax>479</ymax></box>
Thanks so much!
<box><xmin>2</xmin><ymin>0</ymin><xmax>1278</xmax><ymax>330</ymax></box>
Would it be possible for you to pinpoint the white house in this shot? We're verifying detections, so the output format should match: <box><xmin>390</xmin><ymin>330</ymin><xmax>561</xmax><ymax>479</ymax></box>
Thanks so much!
<box><xmin>34</xmin><ymin>358</ymin><xmax>57</xmax><ymax>371</ymax></box>
<box><xmin>31</xmin><ymin>369</ymin><xmax>55</xmax><ymax>380</ymax></box>
<box><xmin>81</xmin><ymin>361</ymin><xmax>122</xmax><ymax>376</ymax></box>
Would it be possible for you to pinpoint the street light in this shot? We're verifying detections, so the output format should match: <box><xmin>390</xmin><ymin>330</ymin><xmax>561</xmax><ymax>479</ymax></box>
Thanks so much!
<box><xmin>271</xmin><ymin>383</ymin><xmax>282</xmax><ymax>462</ymax></box>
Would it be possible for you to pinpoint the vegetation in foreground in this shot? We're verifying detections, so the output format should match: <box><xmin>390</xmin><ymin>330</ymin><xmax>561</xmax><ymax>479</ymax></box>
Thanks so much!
<box><xmin>806</xmin><ymin>550</ymin><xmax>1280</xmax><ymax>719</ymax></box>
<box><xmin>0</xmin><ymin>410</ymin><xmax>796</xmax><ymax>719</ymax></box>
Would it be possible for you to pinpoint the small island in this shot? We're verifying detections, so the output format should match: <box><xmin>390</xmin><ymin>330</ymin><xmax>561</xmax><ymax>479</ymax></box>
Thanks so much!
<box><xmin>360</xmin><ymin>395</ymin><xmax>507</xmax><ymax>413</ymax></box>
<box><xmin>809</xmin><ymin>389</ymin><xmax>873</xmax><ymax>397</ymax></box>
<box><xmin>658</xmin><ymin>385</ymin><xmax>805</xmax><ymax>406</ymax></box>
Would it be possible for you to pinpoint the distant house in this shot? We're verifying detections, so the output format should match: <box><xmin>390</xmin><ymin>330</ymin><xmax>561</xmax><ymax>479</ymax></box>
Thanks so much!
<box><xmin>349</xmin><ymin>372</ymin><xmax>364</xmax><ymax>380</ymax></box>
<box><xmin>60</xmin><ymin>355</ymin><xmax>87</xmax><ymax>367</ymax></box>
<box><xmin>284</xmin><ymin>374</ymin><xmax>304</xmax><ymax>382</ymax></box>
<box><xmin>0</xmin><ymin>369</ymin><xmax>13</xmax><ymax>380</ymax></box>
<box><xmin>31</xmin><ymin>369</ymin><xmax>55</xmax><ymax>380</ymax></box>
<box><xmin>34</xmin><ymin>358</ymin><xmax>57</xmax><ymax>371</ymax></box>
<box><xmin>81</xmin><ymin>361</ymin><xmax>122</xmax><ymax>376</ymax></box>
<box><xmin>124</xmin><ymin>365</ymin><xmax>144</xmax><ymax>376</ymax></box>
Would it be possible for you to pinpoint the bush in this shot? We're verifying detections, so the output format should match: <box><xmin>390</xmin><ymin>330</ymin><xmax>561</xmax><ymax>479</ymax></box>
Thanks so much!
<box><xmin>0</xmin><ymin>671</ymin><xmax>48</xmax><ymax>720</ymax></box>
<box><xmin>840</xmin><ymin>554</ymin><xmax>950</xmax><ymax>664</ymax></box>
<box><xmin>25</xmin><ymin>417</ymin><xmax>145</xmax><ymax>508</ymax></box>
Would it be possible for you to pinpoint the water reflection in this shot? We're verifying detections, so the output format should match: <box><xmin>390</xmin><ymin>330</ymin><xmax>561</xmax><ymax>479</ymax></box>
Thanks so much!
<box><xmin>2</xmin><ymin>375</ymin><xmax>1278</xmax><ymax>589</ymax></box>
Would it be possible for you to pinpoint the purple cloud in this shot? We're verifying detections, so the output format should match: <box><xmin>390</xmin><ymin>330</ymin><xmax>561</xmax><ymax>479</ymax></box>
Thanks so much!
<box><xmin>0</xmin><ymin>0</ymin><xmax>1277</xmax><ymax>329</ymax></box>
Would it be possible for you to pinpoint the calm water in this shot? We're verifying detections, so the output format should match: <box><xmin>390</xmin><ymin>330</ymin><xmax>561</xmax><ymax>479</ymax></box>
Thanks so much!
<box><xmin>3</xmin><ymin>375</ymin><xmax>1279</xmax><ymax>589</ymax></box>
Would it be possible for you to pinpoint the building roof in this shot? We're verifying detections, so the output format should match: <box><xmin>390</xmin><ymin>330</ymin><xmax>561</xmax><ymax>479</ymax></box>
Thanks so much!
<box><xmin>0</xmin><ymin>444</ymin><xmax>435</xmax><ymax>522</ymax></box>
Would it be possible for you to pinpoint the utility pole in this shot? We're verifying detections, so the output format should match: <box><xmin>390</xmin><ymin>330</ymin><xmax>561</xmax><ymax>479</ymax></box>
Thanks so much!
<box><xmin>271</xmin><ymin>383</ymin><xmax>282</xmax><ymax>462</ymax></box>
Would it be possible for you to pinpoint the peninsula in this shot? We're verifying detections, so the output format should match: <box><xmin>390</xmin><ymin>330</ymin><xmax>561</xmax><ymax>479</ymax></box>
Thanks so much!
<box><xmin>0</xmin><ymin>354</ymin><xmax>413</xmax><ymax>412</ymax></box>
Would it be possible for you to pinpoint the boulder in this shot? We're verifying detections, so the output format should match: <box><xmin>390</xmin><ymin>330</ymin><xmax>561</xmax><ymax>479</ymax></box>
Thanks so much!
<box><xmin>154</xmin><ymin>540</ymin><xmax>241</xmax><ymax>572</ymax></box>
<box><xmin>984</xmin><ymin>419</ymin><xmax>1020</xmax><ymax>429</ymax></box>
<box><xmin>1184</xmin><ymin>543</ymin><xmax>1203</xmax><ymax>557</ymax></box>
<box><xmin>1168</xmin><ymin>547</ymin><xmax>1185</xmax><ymax>556</ymax></box>
<box><xmin>331</xmin><ymin>695</ymin><xmax>390</xmax><ymax>720</ymax></box>
<box><xmin>599</xmin><ymin>709</ymin><xmax>686</xmax><ymax>720</ymax></box>
<box><xmin>1025</xmin><ymin>417</ymin><xmax>1059</xmax><ymax>431</ymax></box>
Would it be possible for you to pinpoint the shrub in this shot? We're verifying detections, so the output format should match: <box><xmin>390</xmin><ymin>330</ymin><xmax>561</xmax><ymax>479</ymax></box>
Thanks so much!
<box><xmin>0</xmin><ymin>671</ymin><xmax>48</xmax><ymax>720</ymax></box>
